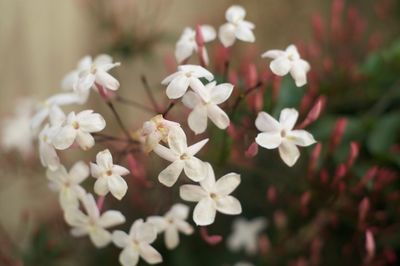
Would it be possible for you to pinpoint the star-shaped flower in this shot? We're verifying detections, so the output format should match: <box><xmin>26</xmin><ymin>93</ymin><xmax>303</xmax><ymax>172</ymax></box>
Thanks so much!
<box><xmin>218</xmin><ymin>5</ymin><xmax>255</xmax><ymax>47</ymax></box>
<box><xmin>112</xmin><ymin>219</ymin><xmax>163</xmax><ymax>266</ymax></box>
<box><xmin>182</xmin><ymin>81</ymin><xmax>233</xmax><ymax>134</ymax></box>
<box><xmin>180</xmin><ymin>163</ymin><xmax>242</xmax><ymax>226</ymax></box>
<box><xmin>161</xmin><ymin>64</ymin><xmax>214</xmax><ymax>100</ymax></box>
<box><xmin>255</xmin><ymin>108</ymin><xmax>316</xmax><ymax>167</ymax></box>
<box><xmin>52</xmin><ymin>110</ymin><xmax>106</xmax><ymax>150</ymax></box>
<box><xmin>90</xmin><ymin>149</ymin><xmax>130</xmax><ymax>200</ymax></box>
<box><xmin>47</xmin><ymin>161</ymin><xmax>89</xmax><ymax>209</ymax></box>
<box><xmin>153</xmin><ymin>127</ymin><xmax>209</xmax><ymax>187</ymax></box>
<box><xmin>147</xmin><ymin>203</ymin><xmax>194</xmax><ymax>249</ymax></box>
<box><xmin>64</xmin><ymin>193</ymin><xmax>125</xmax><ymax>248</ymax></box>
<box><xmin>227</xmin><ymin>217</ymin><xmax>267</xmax><ymax>255</ymax></box>
<box><xmin>261</xmin><ymin>44</ymin><xmax>310</xmax><ymax>87</ymax></box>
<box><xmin>175</xmin><ymin>25</ymin><xmax>216</xmax><ymax>65</ymax></box>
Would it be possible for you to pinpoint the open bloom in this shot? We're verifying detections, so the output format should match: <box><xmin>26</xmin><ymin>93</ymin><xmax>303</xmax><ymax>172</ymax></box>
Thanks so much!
<box><xmin>255</xmin><ymin>108</ymin><xmax>316</xmax><ymax>167</ymax></box>
<box><xmin>52</xmin><ymin>110</ymin><xmax>106</xmax><ymax>150</ymax></box>
<box><xmin>153</xmin><ymin>127</ymin><xmax>208</xmax><ymax>187</ymax></box>
<box><xmin>90</xmin><ymin>149</ymin><xmax>130</xmax><ymax>200</ymax></box>
<box><xmin>161</xmin><ymin>65</ymin><xmax>214</xmax><ymax>100</ymax></box>
<box><xmin>182</xmin><ymin>81</ymin><xmax>233</xmax><ymax>134</ymax></box>
<box><xmin>218</xmin><ymin>5</ymin><xmax>255</xmax><ymax>47</ymax></box>
<box><xmin>261</xmin><ymin>44</ymin><xmax>310</xmax><ymax>87</ymax></box>
<box><xmin>147</xmin><ymin>203</ymin><xmax>194</xmax><ymax>249</ymax></box>
<box><xmin>227</xmin><ymin>217</ymin><xmax>267</xmax><ymax>255</ymax></box>
<box><xmin>112</xmin><ymin>219</ymin><xmax>163</xmax><ymax>266</ymax></box>
<box><xmin>64</xmin><ymin>193</ymin><xmax>125</xmax><ymax>248</ymax></box>
<box><xmin>62</xmin><ymin>54</ymin><xmax>121</xmax><ymax>96</ymax></box>
<box><xmin>180</xmin><ymin>163</ymin><xmax>242</xmax><ymax>226</ymax></box>
<box><xmin>175</xmin><ymin>25</ymin><xmax>216</xmax><ymax>65</ymax></box>
<box><xmin>46</xmin><ymin>161</ymin><xmax>89</xmax><ymax>209</ymax></box>
<box><xmin>137</xmin><ymin>115</ymin><xmax>181</xmax><ymax>153</ymax></box>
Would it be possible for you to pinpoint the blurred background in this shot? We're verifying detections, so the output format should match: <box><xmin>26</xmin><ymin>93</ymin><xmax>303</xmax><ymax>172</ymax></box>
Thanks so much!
<box><xmin>0</xmin><ymin>0</ymin><xmax>399</xmax><ymax>265</ymax></box>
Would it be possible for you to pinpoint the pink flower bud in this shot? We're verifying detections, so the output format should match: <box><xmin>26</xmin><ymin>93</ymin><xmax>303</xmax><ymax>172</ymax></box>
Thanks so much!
<box><xmin>308</xmin><ymin>143</ymin><xmax>322</xmax><ymax>177</ymax></box>
<box><xmin>244</xmin><ymin>63</ymin><xmax>258</xmax><ymax>88</ymax></box>
<box><xmin>199</xmin><ymin>227</ymin><xmax>223</xmax><ymax>246</ymax></box>
<box><xmin>126</xmin><ymin>154</ymin><xmax>152</xmax><ymax>188</ymax></box>
<box><xmin>258</xmin><ymin>234</ymin><xmax>271</xmax><ymax>255</ymax></box>
<box><xmin>358</xmin><ymin>197</ymin><xmax>370</xmax><ymax>225</ymax></box>
<box><xmin>329</xmin><ymin>118</ymin><xmax>347</xmax><ymax>153</ymax></box>
<box><xmin>298</xmin><ymin>96</ymin><xmax>326</xmax><ymax>129</ymax></box>
<box><xmin>195</xmin><ymin>24</ymin><xmax>207</xmax><ymax>67</ymax></box>
<box><xmin>267</xmin><ymin>186</ymin><xmax>277</xmax><ymax>203</ymax></box>
<box><xmin>245</xmin><ymin>141</ymin><xmax>258</xmax><ymax>158</ymax></box>
<box><xmin>365</xmin><ymin>230</ymin><xmax>375</xmax><ymax>262</ymax></box>
<box><xmin>96</xmin><ymin>84</ymin><xmax>116</xmax><ymax>102</ymax></box>
<box><xmin>96</xmin><ymin>196</ymin><xmax>105</xmax><ymax>212</ymax></box>
<box><xmin>311</xmin><ymin>14</ymin><xmax>325</xmax><ymax>43</ymax></box>
<box><xmin>347</xmin><ymin>141</ymin><xmax>359</xmax><ymax>167</ymax></box>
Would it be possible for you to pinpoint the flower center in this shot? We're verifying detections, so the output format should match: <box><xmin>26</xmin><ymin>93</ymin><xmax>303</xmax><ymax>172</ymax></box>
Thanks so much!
<box><xmin>210</xmin><ymin>193</ymin><xmax>218</xmax><ymax>200</ymax></box>
<box><xmin>185</xmin><ymin>71</ymin><xmax>193</xmax><ymax>78</ymax></box>
<box><xmin>72</xmin><ymin>121</ymin><xmax>80</xmax><ymax>129</ymax></box>
<box><xmin>106</xmin><ymin>170</ymin><xmax>113</xmax><ymax>176</ymax></box>
<box><xmin>180</xmin><ymin>153</ymin><xmax>189</xmax><ymax>160</ymax></box>
<box><xmin>280</xmin><ymin>129</ymin><xmax>287</xmax><ymax>138</ymax></box>
<box><xmin>90</xmin><ymin>64</ymin><xmax>97</xmax><ymax>74</ymax></box>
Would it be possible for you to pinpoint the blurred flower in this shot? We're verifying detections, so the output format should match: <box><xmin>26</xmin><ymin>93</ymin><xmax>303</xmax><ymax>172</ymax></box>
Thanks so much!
<box><xmin>153</xmin><ymin>127</ymin><xmax>209</xmax><ymax>187</ymax></box>
<box><xmin>180</xmin><ymin>163</ymin><xmax>241</xmax><ymax>226</ymax></box>
<box><xmin>64</xmin><ymin>193</ymin><xmax>125</xmax><ymax>248</ymax></box>
<box><xmin>255</xmin><ymin>108</ymin><xmax>316</xmax><ymax>166</ymax></box>
<box><xmin>182</xmin><ymin>81</ymin><xmax>233</xmax><ymax>134</ymax></box>
<box><xmin>262</xmin><ymin>45</ymin><xmax>310</xmax><ymax>87</ymax></box>
<box><xmin>112</xmin><ymin>219</ymin><xmax>162</xmax><ymax>266</ymax></box>
<box><xmin>219</xmin><ymin>5</ymin><xmax>255</xmax><ymax>47</ymax></box>
<box><xmin>147</xmin><ymin>203</ymin><xmax>194</xmax><ymax>250</ymax></box>
<box><xmin>161</xmin><ymin>64</ymin><xmax>214</xmax><ymax>99</ymax></box>
<box><xmin>52</xmin><ymin>110</ymin><xmax>106</xmax><ymax>150</ymax></box>
<box><xmin>175</xmin><ymin>25</ymin><xmax>216</xmax><ymax>65</ymax></box>
<box><xmin>47</xmin><ymin>161</ymin><xmax>89</xmax><ymax>209</ymax></box>
<box><xmin>227</xmin><ymin>217</ymin><xmax>267</xmax><ymax>255</ymax></box>
<box><xmin>90</xmin><ymin>149</ymin><xmax>130</xmax><ymax>200</ymax></box>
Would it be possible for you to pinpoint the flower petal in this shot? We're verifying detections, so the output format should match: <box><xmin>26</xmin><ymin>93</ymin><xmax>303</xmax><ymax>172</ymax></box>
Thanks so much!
<box><xmin>94</xmin><ymin>177</ymin><xmax>109</xmax><ymax>196</ymax></box>
<box><xmin>95</xmin><ymin>69</ymin><xmax>120</xmax><ymax>91</ymax></box>
<box><xmin>169</xmin><ymin>203</ymin><xmax>190</xmax><ymax>220</ymax></box>
<box><xmin>186</xmin><ymin>138</ymin><xmax>209</xmax><ymax>156</ymax></box>
<box><xmin>188</xmin><ymin>105</ymin><xmax>208</xmax><ymax>135</ymax></box>
<box><xmin>226</xmin><ymin>5</ymin><xmax>246</xmax><ymax>22</ymax></box>
<box><xmin>76</xmin><ymin>131</ymin><xmax>95</xmax><ymax>150</ymax></box>
<box><xmin>199</xmin><ymin>163</ymin><xmax>216</xmax><ymax>192</ymax></box>
<box><xmin>210</xmin><ymin>83</ymin><xmax>234</xmax><ymax>104</ymax></box>
<box><xmin>235</xmin><ymin>22</ymin><xmax>255</xmax><ymax>43</ymax></box>
<box><xmin>53</xmin><ymin>125</ymin><xmax>76</xmax><ymax>150</ymax></box>
<box><xmin>108</xmin><ymin>175</ymin><xmax>128</xmax><ymax>200</ymax></box>
<box><xmin>278</xmin><ymin>141</ymin><xmax>300</xmax><ymax>167</ymax></box>
<box><xmin>168</xmin><ymin>127</ymin><xmax>187</xmax><ymax>154</ymax></box>
<box><xmin>200</xmin><ymin>25</ymin><xmax>216</xmax><ymax>42</ymax></box>
<box><xmin>255</xmin><ymin>132</ymin><xmax>282</xmax><ymax>149</ymax></box>
<box><xmin>112</xmin><ymin>230</ymin><xmax>129</xmax><ymax>248</ymax></box>
<box><xmin>184</xmin><ymin>157</ymin><xmax>207</xmax><ymax>182</ymax></box>
<box><xmin>112</xmin><ymin>165</ymin><xmax>130</xmax><ymax>176</ymax></box>
<box><xmin>279</xmin><ymin>108</ymin><xmax>298</xmax><ymax>131</ymax></box>
<box><xmin>193</xmin><ymin>198</ymin><xmax>216</xmax><ymax>226</ymax></box>
<box><xmin>180</xmin><ymin>185</ymin><xmax>207</xmax><ymax>202</ymax></box>
<box><xmin>165</xmin><ymin>75</ymin><xmax>190</xmax><ymax>99</ymax></box>
<box><xmin>165</xmin><ymin>226</ymin><xmax>179</xmax><ymax>249</ymax></box>
<box><xmin>218</xmin><ymin>23</ymin><xmax>236</xmax><ymax>47</ymax></box>
<box><xmin>290</xmin><ymin>60</ymin><xmax>310</xmax><ymax>87</ymax></box>
<box><xmin>135</xmin><ymin>223</ymin><xmax>157</xmax><ymax>243</ymax></box>
<box><xmin>146</xmin><ymin>216</ymin><xmax>167</xmax><ymax>233</ymax></box>
<box><xmin>153</xmin><ymin>144</ymin><xmax>179</xmax><ymax>162</ymax></box>
<box><xmin>261</xmin><ymin>50</ymin><xmax>285</xmax><ymax>59</ymax></box>
<box><xmin>99</xmin><ymin>210</ymin><xmax>126</xmax><ymax>228</ymax></box>
<box><xmin>270</xmin><ymin>57</ymin><xmax>291</xmax><ymax>76</ymax></box>
<box><xmin>207</xmin><ymin>104</ymin><xmax>230</xmax><ymax>130</ymax></box>
<box><xmin>69</xmin><ymin>161</ymin><xmax>89</xmax><ymax>184</ymax></box>
<box><xmin>89</xmin><ymin>227</ymin><xmax>111</xmax><ymax>248</ymax></box>
<box><xmin>96</xmin><ymin>149</ymin><xmax>113</xmax><ymax>169</ymax></box>
<box><xmin>158</xmin><ymin>160</ymin><xmax>184</xmax><ymax>187</ymax></box>
<box><xmin>182</xmin><ymin>91</ymin><xmax>201</xmax><ymax>109</ymax></box>
<box><xmin>77</xmin><ymin>111</ymin><xmax>106</xmax><ymax>132</ymax></box>
<box><xmin>287</xmin><ymin>130</ymin><xmax>316</xmax><ymax>147</ymax></box>
<box><xmin>215</xmin><ymin>196</ymin><xmax>242</xmax><ymax>215</ymax></box>
<box><xmin>255</xmin><ymin>112</ymin><xmax>280</xmax><ymax>132</ymax></box>
<box><xmin>139</xmin><ymin>243</ymin><xmax>163</xmax><ymax>264</ymax></box>
<box><xmin>119</xmin><ymin>247</ymin><xmax>139</xmax><ymax>266</ymax></box>
<box><xmin>215</xmin><ymin>173</ymin><xmax>241</xmax><ymax>196</ymax></box>
<box><xmin>175</xmin><ymin>40</ymin><xmax>195</xmax><ymax>64</ymax></box>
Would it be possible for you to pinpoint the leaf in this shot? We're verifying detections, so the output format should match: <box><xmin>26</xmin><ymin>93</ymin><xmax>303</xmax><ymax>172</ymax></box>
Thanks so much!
<box><xmin>367</xmin><ymin>111</ymin><xmax>400</xmax><ymax>155</ymax></box>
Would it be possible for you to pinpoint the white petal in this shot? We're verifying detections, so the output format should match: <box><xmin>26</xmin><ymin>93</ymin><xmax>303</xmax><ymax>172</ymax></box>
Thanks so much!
<box><xmin>278</xmin><ymin>141</ymin><xmax>300</xmax><ymax>167</ymax></box>
<box><xmin>179</xmin><ymin>65</ymin><xmax>214</xmax><ymax>80</ymax></box>
<box><xmin>135</xmin><ymin>223</ymin><xmax>157</xmax><ymax>243</ymax></box>
<box><xmin>175</xmin><ymin>40</ymin><xmax>195</xmax><ymax>64</ymax></box>
<box><xmin>81</xmin><ymin>193</ymin><xmax>100</xmax><ymax>219</ymax></box>
<box><xmin>53</xmin><ymin>125</ymin><xmax>76</xmax><ymax>150</ymax></box>
<box><xmin>279</xmin><ymin>108</ymin><xmax>298</xmax><ymax>131</ymax></box>
<box><xmin>167</xmin><ymin>127</ymin><xmax>187</xmax><ymax>154</ymax></box>
<box><xmin>158</xmin><ymin>160</ymin><xmax>184</xmax><ymax>187</ymax></box>
<box><xmin>89</xmin><ymin>227</ymin><xmax>111</xmax><ymax>248</ymax></box>
<box><xmin>64</xmin><ymin>208</ymin><xmax>87</xmax><ymax>226</ymax></box>
<box><xmin>175</xmin><ymin>220</ymin><xmax>194</xmax><ymax>235</ymax></box>
<box><xmin>39</xmin><ymin>142</ymin><xmax>60</xmax><ymax>170</ymax></box>
<box><xmin>215</xmin><ymin>173</ymin><xmax>241</xmax><ymax>196</ymax></box>
<box><xmin>90</xmin><ymin>162</ymin><xmax>102</xmax><ymax>178</ymax></box>
<box><xmin>184</xmin><ymin>157</ymin><xmax>207</xmax><ymax>182</ymax></box>
<box><xmin>165</xmin><ymin>226</ymin><xmax>179</xmax><ymax>249</ymax></box>
<box><xmin>199</xmin><ymin>163</ymin><xmax>216</xmax><ymax>192</ymax></box>
<box><xmin>235</xmin><ymin>22</ymin><xmax>255</xmax><ymax>43</ymax></box>
<box><xmin>112</xmin><ymin>165</ymin><xmax>130</xmax><ymax>176</ymax></box>
<box><xmin>210</xmin><ymin>83</ymin><xmax>234</xmax><ymax>104</ymax></box>
<box><xmin>290</xmin><ymin>60</ymin><xmax>309</xmax><ymax>87</ymax></box>
<box><xmin>112</xmin><ymin>230</ymin><xmax>130</xmax><ymax>248</ymax></box>
<box><xmin>119</xmin><ymin>247</ymin><xmax>139</xmax><ymax>266</ymax></box>
<box><xmin>226</xmin><ymin>5</ymin><xmax>246</xmax><ymax>22</ymax></box>
<box><xmin>255</xmin><ymin>112</ymin><xmax>280</xmax><ymax>132</ymax></box>
<box><xmin>62</xmin><ymin>70</ymin><xmax>79</xmax><ymax>91</ymax></box>
<box><xmin>146</xmin><ymin>217</ymin><xmax>167</xmax><ymax>233</ymax></box>
<box><xmin>76</xmin><ymin>73</ymin><xmax>95</xmax><ymax>93</ymax></box>
<box><xmin>77</xmin><ymin>55</ymin><xmax>92</xmax><ymax>70</ymax></box>
<box><xmin>76</xmin><ymin>131</ymin><xmax>95</xmax><ymax>150</ymax></box>
<box><xmin>261</xmin><ymin>50</ymin><xmax>285</xmax><ymax>59</ymax></box>
<box><xmin>99</xmin><ymin>210</ymin><xmax>126</xmax><ymax>228</ymax></box>
<box><xmin>207</xmin><ymin>104</ymin><xmax>230</xmax><ymax>130</ymax></box>
<box><xmin>169</xmin><ymin>203</ymin><xmax>190</xmax><ymax>220</ymax></box>
<box><xmin>189</xmin><ymin>78</ymin><xmax>210</xmax><ymax>101</ymax></box>
<box><xmin>270</xmin><ymin>57</ymin><xmax>291</xmax><ymax>76</ymax></box>
<box><xmin>49</xmin><ymin>105</ymin><xmax>66</xmax><ymax>126</ymax></box>
<box><xmin>96</xmin><ymin>149</ymin><xmax>113</xmax><ymax>169</ymax></box>
<box><xmin>188</xmin><ymin>105</ymin><xmax>208</xmax><ymax>135</ymax></box>
<box><xmin>69</xmin><ymin>161</ymin><xmax>89</xmax><ymax>184</ymax></box>
<box><xmin>200</xmin><ymin>25</ymin><xmax>216</xmax><ymax>42</ymax></box>
<box><xmin>215</xmin><ymin>196</ymin><xmax>242</xmax><ymax>215</ymax></box>
<box><xmin>59</xmin><ymin>188</ymin><xmax>80</xmax><ymax>209</ymax></box>
<box><xmin>94</xmin><ymin>177</ymin><xmax>109</xmax><ymax>196</ymax></box>
<box><xmin>94</xmin><ymin>54</ymin><xmax>113</xmax><ymax>66</ymax></box>
<box><xmin>193</xmin><ymin>198</ymin><xmax>216</xmax><ymax>226</ymax></box>
<box><xmin>218</xmin><ymin>23</ymin><xmax>236</xmax><ymax>47</ymax></box>
<box><xmin>70</xmin><ymin>227</ymin><xmax>87</xmax><ymax>237</ymax></box>
<box><xmin>108</xmin><ymin>175</ymin><xmax>128</xmax><ymax>200</ymax></box>
<box><xmin>95</xmin><ymin>69</ymin><xmax>120</xmax><ymax>91</ymax></box>
<box><xmin>139</xmin><ymin>243</ymin><xmax>163</xmax><ymax>264</ymax></box>
<box><xmin>153</xmin><ymin>144</ymin><xmax>179</xmax><ymax>162</ymax></box>
<box><xmin>76</xmin><ymin>111</ymin><xmax>106</xmax><ymax>132</ymax></box>
<box><xmin>166</xmin><ymin>75</ymin><xmax>190</xmax><ymax>99</ymax></box>
<box><xmin>182</xmin><ymin>91</ymin><xmax>201</xmax><ymax>109</ymax></box>
<box><xmin>180</xmin><ymin>185</ymin><xmax>207</xmax><ymax>202</ymax></box>
<box><xmin>287</xmin><ymin>130</ymin><xmax>316</xmax><ymax>147</ymax></box>
<box><xmin>186</xmin><ymin>138</ymin><xmax>209</xmax><ymax>156</ymax></box>
<box><xmin>255</xmin><ymin>132</ymin><xmax>282</xmax><ymax>149</ymax></box>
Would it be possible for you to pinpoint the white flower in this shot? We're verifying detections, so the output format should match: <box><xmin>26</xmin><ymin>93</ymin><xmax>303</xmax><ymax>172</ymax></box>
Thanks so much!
<box><xmin>255</xmin><ymin>108</ymin><xmax>316</xmax><ymax>167</ymax></box>
<box><xmin>147</xmin><ymin>203</ymin><xmax>194</xmax><ymax>249</ymax></box>
<box><xmin>112</xmin><ymin>219</ymin><xmax>163</xmax><ymax>266</ymax></box>
<box><xmin>46</xmin><ymin>161</ymin><xmax>89</xmax><ymax>209</ymax></box>
<box><xmin>153</xmin><ymin>127</ymin><xmax>208</xmax><ymax>187</ymax></box>
<box><xmin>175</xmin><ymin>25</ymin><xmax>216</xmax><ymax>65</ymax></box>
<box><xmin>261</xmin><ymin>44</ymin><xmax>310</xmax><ymax>87</ymax></box>
<box><xmin>31</xmin><ymin>93</ymin><xmax>86</xmax><ymax>133</ymax></box>
<box><xmin>1</xmin><ymin>98</ymin><xmax>35</xmax><ymax>157</ymax></box>
<box><xmin>137</xmin><ymin>115</ymin><xmax>181</xmax><ymax>153</ymax></box>
<box><xmin>161</xmin><ymin>64</ymin><xmax>214</xmax><ymax>100</ymax></box>
<box><xmin>180</xmin><ymin>163</ymin><xmax>242</xmax><ymax>226</ymax></box>
<box><xmin>182</xmin><ymin>81</ymin><xmax>233</xmax><ymax>134</ymax></box>
<box><xmin>227</xmin><ymin>217</ymin><xmax>267</xmax><ymax>255</ymax></box>
<box><xmin>64</xmin><ymin>193</ymin><xmax>125</xmax><ymax>248</ymax></box>
<box><xmin>62</xmin><ymin>54</ymin><xmax>120</xmax><ymax>96</ymax></box>
<box><xmin>52</xmin><ymin>110</ymin><xmax>106</xmax><ymax>150</ymax></box>
<box><xmin>218</xmin><ymin>5</ymin><xmax>255</xmax><ymax>47</ymax></box>
<box><xmin>90</xmin><ymin>149</ymin><xmax>130</xmax><ymax>200</ymax></box>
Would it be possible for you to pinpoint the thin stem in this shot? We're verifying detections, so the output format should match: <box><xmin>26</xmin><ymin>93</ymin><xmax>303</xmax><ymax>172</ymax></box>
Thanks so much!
<box><xmin>106</xmin><ymin>101</ymin><xmax>131</xmax><ymax>139</ymax></box>
<box><xmin>141</xmin><ymin>75</ymin><xmax>161</xmax><ymax>113</ymax></box>
<box><xmin>162</xmin><ymin>101</ymin><xmax>176</xmax><ymax>118</ymax></box>
<box><xmin>230</xmin><ymin>81</ymin><xmax>264</xmax><ymax>118</ymax></box>
<box><xmin>114</xmin><ymin>95</ymin><xmax>155</xmax><ymax>113</ymax></box>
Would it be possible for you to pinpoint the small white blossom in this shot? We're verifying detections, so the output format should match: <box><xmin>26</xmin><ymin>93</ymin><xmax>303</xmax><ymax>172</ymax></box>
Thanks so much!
<box><xmin>255</xmin><ymin>108</ymin><xmax>316</xmax><ymax>167</ymax></box>
<box><xmin>218</xmin><ymin>5</ymin><xmax>255</xmax><ymax>47</ymax></box>
<box><xmin>112</xmin><ymin>219</ymin><xmax>163</xmax><ymax>266</ymax></box>
<box><xmin>261</xmin><ymin>44</ymin><xmax>310</xmax><ymax>87</ymax></box>
<box><xmin>64</xmin><ymin>193</ymin><xmax>125</xmax><ymax>248</ymax></box>
<box><xmin>52</xmin><ymin>110</ymin><xmax>106</xmax><ymax>151</ymax></box>
<box><xmin>175</xmin><ymin>25</ymin><xmax>216</xmax><ymax>65</ymax></box>
<box><xmin>180</xmin><ymin>163</ymin><xmax>242</xmax><ymax>226</ymax></box>
<box><xmin>90</xmin><ymin>149</ymin><xmax>130</xmax><ymax>200</ymax></box>
<box><xmin>46</xmin><ymin>161</ymin><xmax>89</xmax><ymax>209</ymax></box>
<box><xmin>153</xmin><ymin>127</ymin><xmax>208</xmax><ymax>187</ymax></box>
<box><xmin>182</xmin><ymin>81</ymin><xmax>233</xmax><ymax>134</ymax></box>
<box><xmin>161</xmin><ymin>64</ymin><xmax>214</xmax><ymax>100</ymax></box>
<box><xmin>147</xmin><ymin>203</ymin><xmax>194</xmax><ymax>250</ymax></box>
<box><xmin>62</xmin><ymin>54</ymin><xmax>120</xmax><ymax>96</ymax></box>
<box><xmin>227</xmin><ymin>217</ymin><xmax>267</xmax><ymax>255</ymax></box>
<box><xmin>136</xmin><ymin>115</ymin><xmax>181</xmax><ymax>153</ymax></box>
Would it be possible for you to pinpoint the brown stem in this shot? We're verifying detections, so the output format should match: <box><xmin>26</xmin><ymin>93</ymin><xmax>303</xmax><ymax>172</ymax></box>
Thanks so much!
<box><xmin>114</xmin><ymin>95</ymin><xmax>155</xmax><ymax>113</ymax></box>
<box><xmin>106</xmin><ymin>101</ymin><xmax>131</xmax><ymax>139</ymax></box>
<box><xmin>229</xmin><ymin>80</ymin><xmax>264</xmax><ymax>118</ymax></box>
<box><xmin>141</xmin><ymin>75</ymin><xmax>161</xmax><ymax>113</ymax></box>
